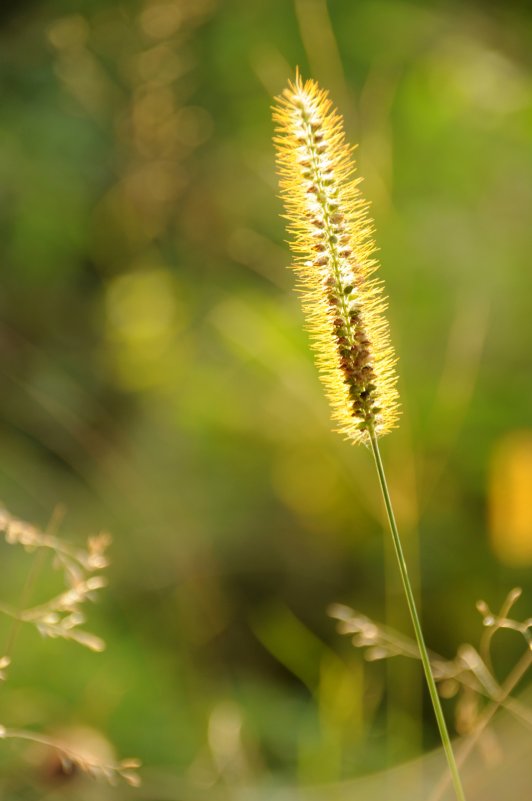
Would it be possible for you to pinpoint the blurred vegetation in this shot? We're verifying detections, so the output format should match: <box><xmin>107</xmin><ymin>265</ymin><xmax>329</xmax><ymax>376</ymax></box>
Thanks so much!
<box><xmin>0</xmin><ymin>0</ymin><xmax>531</xmax><ymax>798</ymax></box>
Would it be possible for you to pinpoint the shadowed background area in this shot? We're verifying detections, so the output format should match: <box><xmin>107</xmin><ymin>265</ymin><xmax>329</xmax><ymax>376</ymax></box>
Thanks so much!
<box><xmin>0</xmin><ymin>0</ymin><xmax>531</xmax><ymax>798</ymax></box>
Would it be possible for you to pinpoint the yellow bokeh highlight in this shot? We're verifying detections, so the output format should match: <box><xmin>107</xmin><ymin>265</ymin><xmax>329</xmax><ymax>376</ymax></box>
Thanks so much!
<box><xmin>105</xmin><ymin>266</ymin><xmax>184</xmax><ymax>390</ymax></box>
<box><xmin>271</xmin><ymin>447</ymin><xmax>345</xmax><ymax>531</ymax></box>
<box><xmin>489</xmin><ymin>430</ymin><xmax>532</xmax><ymax>566</ymax></box>
<box><xmin>140</xmin><ymin>1</ymin><xmax>183</xmax><ymax>40</ymax></box>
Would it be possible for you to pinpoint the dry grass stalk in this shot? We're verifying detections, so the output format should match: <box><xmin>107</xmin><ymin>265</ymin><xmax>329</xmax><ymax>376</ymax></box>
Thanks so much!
<box><xmin>0</xmin><ymin>507</ymin><xmax>141</xmax><ymax>787</ymax></box>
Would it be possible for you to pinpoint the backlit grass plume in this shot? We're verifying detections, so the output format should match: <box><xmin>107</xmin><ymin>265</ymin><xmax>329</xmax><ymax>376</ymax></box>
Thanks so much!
<box><xmin>271</xmin><ymin>73</ymin><xmax>467</xmax><ymax>801</ymax></box>
<box><xmin>272</xmin><ymin>71</ymin><xmax>399</xmax><ymax>443</ymax></box>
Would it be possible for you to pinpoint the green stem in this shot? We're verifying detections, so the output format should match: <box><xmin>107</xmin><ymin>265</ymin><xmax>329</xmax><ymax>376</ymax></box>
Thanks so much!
<box><xmin>368</xmin><ymin>426</ymin><xmax>466</xmax><ymax>801</ymax></box>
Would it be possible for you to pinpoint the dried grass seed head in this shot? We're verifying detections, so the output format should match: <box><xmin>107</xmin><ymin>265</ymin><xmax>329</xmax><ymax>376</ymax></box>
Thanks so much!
<box><xmin>272</xmin><ymin>72</ymin><xmax>399</xmax><ymax>443</ymax></box>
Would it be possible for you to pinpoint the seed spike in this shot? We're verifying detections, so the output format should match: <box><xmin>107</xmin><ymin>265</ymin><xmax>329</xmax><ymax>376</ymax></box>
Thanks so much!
<box><xmin>272</xmin><ymin>72</ymin><xmax>399</xmax><ymax>444</ymax></box>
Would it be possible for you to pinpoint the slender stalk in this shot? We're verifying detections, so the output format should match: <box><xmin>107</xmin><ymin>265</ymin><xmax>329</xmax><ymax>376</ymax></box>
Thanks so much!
<box><xmin>368</xmin><ymin>426</ymin><xmax>466</xmax><ymax>801</ymax></box>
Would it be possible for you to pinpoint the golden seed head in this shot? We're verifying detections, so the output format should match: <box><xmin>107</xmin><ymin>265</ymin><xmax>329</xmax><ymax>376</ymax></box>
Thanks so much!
<box><xmin>272</xmin><ymin>71</ymin><xmax>400</xmax><ymax>444</ymax></box>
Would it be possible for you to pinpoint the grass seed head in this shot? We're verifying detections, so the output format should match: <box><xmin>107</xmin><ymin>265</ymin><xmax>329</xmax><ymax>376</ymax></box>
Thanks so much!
<box><xmin>272</xmin><ymin>71</ymin><xmax>400</xmax><ymax>443</ymax></box>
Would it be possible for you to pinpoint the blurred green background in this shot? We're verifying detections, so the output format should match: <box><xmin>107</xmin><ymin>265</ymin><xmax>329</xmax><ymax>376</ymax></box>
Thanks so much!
<box><xmin>0</xmin><ymin>0</ymin><xmax>531</xmax><ymax>798</ymax></box>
